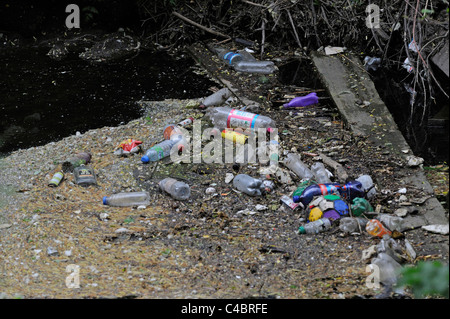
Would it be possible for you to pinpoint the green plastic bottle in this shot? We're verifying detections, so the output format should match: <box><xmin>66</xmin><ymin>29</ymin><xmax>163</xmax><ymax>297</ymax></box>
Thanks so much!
<box><xmin>351</xmin><ymin>197</ymin><xmax>373</xmax><ymax>217</ymax></box>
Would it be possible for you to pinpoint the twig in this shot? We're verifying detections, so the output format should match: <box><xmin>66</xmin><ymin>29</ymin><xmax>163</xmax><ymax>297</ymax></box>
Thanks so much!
<box><xmin>286</xmin><ymin>9</ymin><xmax>302</xmax><ymax>50</ymax></box>
<box><xmin>172</xmin><ymin>11</ymin><xmax>231</xmax><ymax>40</ymax></box>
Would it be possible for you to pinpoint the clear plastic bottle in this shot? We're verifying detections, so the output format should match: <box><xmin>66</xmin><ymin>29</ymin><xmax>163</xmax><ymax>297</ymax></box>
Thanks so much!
<box><xmin>283</xmin><ymin>153</ymin><xmax>314</xmax><ymax>180</ymax></box>
<box><xmin>141</xmin><ymin>139</ymin><xmax>177</xmax><ymax>163</ymax></box>
<box><xmin>200</xmin><ymin>88</ymin><xmax>232</xmax><ymax>108</ymax></box>
<box><xmin>205</xmin><ymin>106</ymin><xmax>276</xmax><ymax>132</ymax></box>
<box><xmin>163</xmin><ymin>124</ymin><xmax>188</xmax><ymax>152</ymax></box>
<box><xmin>233</xmin><ymin>174</ymin><xmax>264</xmax><ymax>196</ymax></box>
<box><xmin>311</xmin><ymin>161</ymin><xmax>331</xmax><ymax>184</ymax></box>
<box><xmin>62</xmin><ymin>152</ymin><xmax>92</xmax><ymax>172</ymax></box>
<box><xmin>339</xmin><ymin>217</ymin><xmax>368</xmax><ymax>233</ymax></box>
<box><xmin>159</xmin><ymin>178</ymin><xmax>191</xmax><ymax>200</ymax></box>
<box><xmin>215</xmin><ymin>48</ymin><xmax>276</xmax><ymax>74</ymax></box>
<box><xmin>378</xmin><ymin>214</ymin><xmax>405</xmax><ymax>232</ymax></box>
<box><xmin>298</xmin><ymin>218</ymin><xmax>332</xmax><ymax>234</ymax></box>
<box><xmin>103</xmin><ymin>191</ymin><xmax>150</xmax><ymax>207</ymax></box>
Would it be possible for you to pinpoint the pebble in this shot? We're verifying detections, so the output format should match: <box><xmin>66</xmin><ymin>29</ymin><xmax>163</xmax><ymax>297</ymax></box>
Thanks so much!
<box><xmin>205</xmin><ymin>187</ymin><xmax>216</xmax><ymax>195</ymax></box>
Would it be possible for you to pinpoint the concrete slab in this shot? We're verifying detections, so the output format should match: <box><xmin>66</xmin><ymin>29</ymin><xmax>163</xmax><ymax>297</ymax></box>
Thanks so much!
<box><xmin>310</xmin><ymin>51</ymin><xmax>448</xmax><ymax>227</ymax></box>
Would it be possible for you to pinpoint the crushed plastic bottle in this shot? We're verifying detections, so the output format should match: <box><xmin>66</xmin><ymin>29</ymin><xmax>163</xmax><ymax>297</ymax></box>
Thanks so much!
<box><xmin>311</xmin><ymin>161</ymin><xmax>331</xmax><ymax>184</ymax></box>
<box><xmin>103</xmin><ymin>191</ymin><xmax>150</xmax><ymax>207</ymax></box>
<box><xmin>298</xmin><ymin>218</ymin><xmax>332</xmax><ymax>234</ymax></box>
<box><xmin>366</xmin><ymin>219</ymin><xmax>392</xmax><ymax>237</ymax></box>
<box><xmin>205</xmin><ymin>106</ymin><xmax>276</xmax><ymax>132</ymax></box>
<box><xmin>62</xmin><ymin>152</ymin><xmax>92</xmax><ymax>172</ymax></box>
<box><xmin>159</xmin><ymin>178</ymin><xmax>191</xmax><ymax>200</ymax></box>
<box><xmin>141</xmin><ymin>139</ymin><xmax>177</xmax><ymax>163</ymax></box>
<box><xmin>339</xmin><ymin>217</ymin><xmax>368</xmax><ymax>233</ymax></box>
<box><xmin>215</xmin><ymin>47</ymin><xmax>276</xmax><ymax>74</ymax></box>
<box><xmin>233</xmin><ymin>174</ymin><xmax>265</xmax><ymax>196</ymax></box>
<box><xmin>200</xmin><ymin>88</ymin><xmax>232</xmax><ymax>109</ymax></box>
<box><xmin>283</xmin><ymin>92</ymin><xmax>319</xmax><ymax>108</ymax></box>
<box><xmin>356</xmin><ymin>174</ymin><xmax>376</xmax><ymax>199</ymax></box>
<box><xmin>378</xmin><ymin>214</ymin><xmax>405</xmax><ymax>232</ymax></box>
<box><xmin>163</xmin><ymin>124</ymin><xmax>188</xmax><ymax>151</ymax></box>
<box><xmin>351</xmin><ymin>197</ymin><xmax>374</xmax><ymax>217</ymax></box>
<box><xmin>370</xmin><ymin>252</ymin><xmax>402</xmax><ymax>287</ymax></box>
<box><xmin>293</xmin><ymin>180</ymin><xmax>365</xmax><ymax>207</ymax></box>
<box><xmin>283</xmin><ymin>153</ymin><xmax>314</xmax><ymax>180</ymax></box>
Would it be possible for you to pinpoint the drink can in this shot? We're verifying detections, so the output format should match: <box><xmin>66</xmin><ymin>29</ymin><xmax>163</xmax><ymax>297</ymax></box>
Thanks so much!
<box><xmin>48</xmin><ymin>172</ymin><xmax>64</xmax><ymax>187</ymax></box>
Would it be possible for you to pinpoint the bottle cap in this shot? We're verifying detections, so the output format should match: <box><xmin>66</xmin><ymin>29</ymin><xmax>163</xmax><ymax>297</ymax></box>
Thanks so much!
<box><xmin>103</xmin><ymin>196</ymin><xmax>108</xmax><ymax>205</ymax></box>
<box><xmin>293</xmin><ymin>195</ymin><xmax>300</xmax><ymax>203</ymax></box>
<box><xmin>298</xmin><ymin>226</ymin><xmax>306</xmax><ymax>234</ymax></box>
<box><xmin>141</xmin><ymin>155</ymin><xmax>149</xmax><ymax>163</ymax></box>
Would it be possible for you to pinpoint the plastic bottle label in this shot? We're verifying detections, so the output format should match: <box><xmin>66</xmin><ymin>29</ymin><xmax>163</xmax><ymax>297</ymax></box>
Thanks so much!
<box><xmin>223</xmin><ymin>52</ymin><xmax>241</xmax><ymax>64</ymax></box>
<box><xmin>151</xmin><ymin>146</ymin><xmax>165</xmax><ymax>159</ymax></box>
<box><xmin>226</xmin><ymin>109</ymin><xmax>258</xmax><ymax>129</ymax></box>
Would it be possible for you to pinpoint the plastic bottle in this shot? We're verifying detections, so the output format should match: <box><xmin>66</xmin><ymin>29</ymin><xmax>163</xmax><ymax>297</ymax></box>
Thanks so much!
<box><xmin>233</xmin><ymin>174</ymin><xmax>264</xmax><ymax>196</ymax></box>
<box><xmin>62</xmin><ymin>152</ymin><xmax>92</xmax><ymax>172</ymax></box>
<box><xmin>311</xmin><ymin>161</ymin><xmax>331</xmax><ymax>184</ymax></box>
<box><xmin>370</xmin><ymin>252</ymin><xmax>402</xmax><ymax>287</ymax></box>
<box><xmin>351</xmin><ymin>197</ymin><xmax>374</xmax><ymax>217</ymax></box>
<box><xmin>339</xmin><ymin>217</ymin><xmax>368</xmax><ymax>233</ymax></box>
<box><xmin>103</xmin><ymin>191</ymin><xmax>150</xmax><ymax>207</ymax></box>
<box><xmin>292</xmin><ymin>180</ymin><xmax>316</xmax><ymax>199</ymax></box>
<box><xmin>200</xmin><ymin>88</ymin><xmax>232</xmax><ymax>108</ymax></box>
<box><xmin>283</xmin><ymin>92</ymin><xmax>319</xmax><ymax>109</ymax></box>
<box><xmin>205</xmin><ymin>106</ymin><xmax>276</xmax><ymax>132</ymax></box>
<box><xmin>293</xmin><ymin>180</ymin><xmax>365</xmax><ymax>207</ymax></box>
<box><xmin>215</xmin><ymin>48</ymin><xmax>276</xmax><ymax>74</ymax></box>
<box><xmin>356</xmin><ymin>174</ymin><xmax>376</xmax><ymax>199</ymax></box>
<box><xmin>283</xmin><ymin>153</ymin><xmax>314</xmax><ymax>180</ymax></box>
<box><xmin>159</xmin><ymin>178</ymin><xmax>191</xmax><ymax>200</ymax></box>
<box><xmin>163</xmin><ymin>124</ymin><xmax>188</xmax><ymax>151</ymax></box>
<box><xmin>73</xmin><ymin>165</ymin><xmax>97</xmax><ymax>187</ymax></box>
<box><xmin>177</xmin><ymin>117</ymin><xmax>194</xmax><ymax>128</ymax></box>
<box><xmin>366</xmin><ymin>219</ymin><xmax>392</xmax><ymax>237</ymax></box>
<box><xmin>378</xmin><ymin>214</ymin><xmax>405</xmax><ymax>232</ymax></box>
<box><xmin>298</xmin><ymin>218</ymin><xmax>332</xmax><ymax>234</ymax></box>
<box><xmin>141</xmin><ymin>139</ymin><xmax>177</xmax><ymax>163</ymax></box>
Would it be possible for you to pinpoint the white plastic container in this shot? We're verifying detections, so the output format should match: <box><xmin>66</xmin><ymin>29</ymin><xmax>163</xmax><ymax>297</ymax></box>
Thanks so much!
<box><xmin>233</xmin><ymin>174</ymin><xmax>264</xmax><ymax>196</ymax></box>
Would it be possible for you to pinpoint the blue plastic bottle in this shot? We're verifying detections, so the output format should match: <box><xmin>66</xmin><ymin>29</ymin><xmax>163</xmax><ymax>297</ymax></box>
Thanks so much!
<box><xmin>293</xmin><ymin>180</ymin><xmax>365</xmax><ymax>207</ymax></box>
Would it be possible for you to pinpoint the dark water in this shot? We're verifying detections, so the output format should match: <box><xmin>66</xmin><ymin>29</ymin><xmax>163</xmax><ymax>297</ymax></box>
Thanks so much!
<box><xmin>0</xmin><ymin>48</ymin><xmax>216</xmax><ymax>156</ymax></box>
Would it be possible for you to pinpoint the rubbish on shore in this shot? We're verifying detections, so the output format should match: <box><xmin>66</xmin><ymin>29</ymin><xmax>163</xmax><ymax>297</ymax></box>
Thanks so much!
<box><xmin>200</xmin><ymin>88</ymin><xmax>232</xmax><ymax>109</ymax></box>
<box><xmin>48</xmin><ymin>171</ymin><xmax>64</xmax><ymax>187</ymax></box>
<box><xmin>324</xmin><ymin>46</ymin><xmax>346</xmax><ymax>55</ymax></box>
<box><xmin>280</xmin><ymin>195</ymin><xmax>301</xmax><ymax>211</ymax></box>
<box><xmin>369</xmin><ymin>252</ymin><xmax>402</xmax><ymax>287</ymax></box>
<box><xmin>61</xmin><ymin>152</ymin><xmax>92</xmax><ymax>173</ymax></box>
<box><xmin>378</xmin><ymin>214</ymin><xmax>405</xmax><ymax>232</ymax></box>
<box><xmin>283</xmin><ymin>153</ymin><xmax>314</xmax><ymax>180</ymax></box>
<box><xmin>406</xmin><ymin>155</ymin><xmax>424</xmax><ymax>167</ymax></box>
<box><xmin>339</xmin><ymin>217</ymin><xmax>368</xmax><ymax>234</ymax></box>
<box><xmin>73</xmin><ymin>165</ymin><xmax>97</xmax><ymax>187</ymax></box>
<box><xmin>233</xmin><ymin>174</ymin><xmax>265</xmax><ymax>196</ymax></box>
<box><xmin>298</xmin><ymin>218</ymin><xmax>332</xmax><ymax>234</ymax></box>
<box><xmin>293</xmin><ymin>180</ymin><xmax>365</xmax><ymax>207</ymax></box>
<box><xmin>177</xmin><ymin>117</ymin><xmax>194</xmax><ymax>127</ymax></box>
<box><xmin>221</xmin><ymin>129</ymin><xmax>248</xmax><ymax>144</ymax></box>
<box><xmin>356</xmin><ymin>174</ymin><xmax>376</xmax><ymax>199</ymax></box>
<box><xmin>215</xmin><ymin>47</ymin><xmax>276</xmax><ymax>74</ymax></box>
<box><xmin>402</xmin><ymin>58</ymin><xmax>414</xmax><ymax>73</ymax></box>
<box><xmin>205</xmin><ymin>106</ymin><xmax>276</xmax><ymax>132</ymax></box>
<box><xmin>114</xmin><ymin>139</ymin><xmax>142</xmax><ymax>156</ymax></box>
<box><xmin>366</xmin><ymin>219</ymin><xmax>392</xmax><ymax>237</ymax></box>
<box><xmin>311</xmin><ymin>161</ymin><xmax>332</xmax><ymax>184</ymax></box>
<box><xmin>283</xmin><ymin>92</ymin><xmax>319</xmax><ymax>108</ymax></box>
<box><xmin>159</xmin><ymin>177</ymin><xmax>191</xmax><ymax>200</ymax></box>
<box><xmin>141</xmin><ymin>139</ymin><xmax>177</xmax><ymax>163</ymax></box>
<box><xmin>421</xmin><ymin>224</ymin><xmax>449</xmax><ymax>235</ymax></box>
<box><xmin>351</xmin><ymin>197</ymin><xmax>374</xmax><ymax>217</ymax></box>
<box><xmin>103</xmin><ymin>191</ymin><xmax>151</xmax><ymax>207</ymax></box>
<box><xmin>364</xmin><ymin>56</ymin><xmax>382</xmax><ymax>71</ymax></box>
